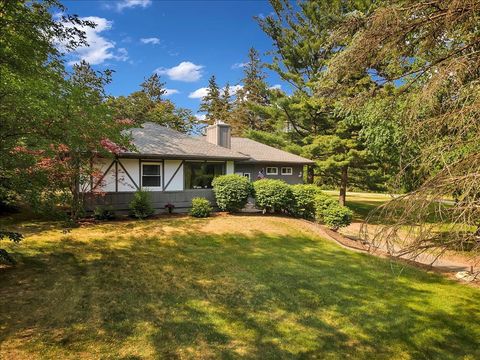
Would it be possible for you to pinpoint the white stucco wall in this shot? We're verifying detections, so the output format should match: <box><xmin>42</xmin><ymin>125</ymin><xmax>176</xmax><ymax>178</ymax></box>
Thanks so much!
<box><xmin>94</xmin><ymin>158</ymin><xmax>116</xmax><ymax>192</ymax></box>
<box><xmin>118</xmin><ymin>158</ymin><xmax>140</xmax><ymax>192</ymax></box>
<box><xmin>85</xmin><ymin>158</ymin><xmax>233</xmax><ymax>193</ymax></box>
<box><xmin>164</xmin><ymin>160</ymin><xmax>184</xmax><ymax>191</ymax></box>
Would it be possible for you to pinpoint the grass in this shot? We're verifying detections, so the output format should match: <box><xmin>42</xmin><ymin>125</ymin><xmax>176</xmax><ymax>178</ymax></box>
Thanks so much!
<box><xmin>1</xmin><ymin>215</ymin><xmax>479</xmax><ymax>359</ymax></box>
<box><xmin>323</xmin><ymin>191</ymin><xmax>392</xmax><ymax>221</ymax></box>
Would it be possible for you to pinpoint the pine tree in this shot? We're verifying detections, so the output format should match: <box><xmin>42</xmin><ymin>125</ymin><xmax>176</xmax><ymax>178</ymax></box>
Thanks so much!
<box><xmin>199</xmin><ymin>75</ymin><xmax>223</xmax><ymax>125</ymax></box>
<box><xmin>257</xmin><ymin>0</ymin><xmax>376</xmax><ymax>205</ymax></box>
<box><xmin>140</xmin><ymin>73</ymin><xmax>166</xmax><ymax>102</ymax></box>
<box><xmin>220</xmin><ymin>83</ymin><xmax>233</xmax><ymax>123</ymax></box>
<box><xmin>107</xmin><ymin>74</ymin><xmax>194</xmax><ymax>132</ymax></box>
<box><xmin>233</xmin><ymin>48</ymin><xmax>270</xmax><ymax>133</ymax></box>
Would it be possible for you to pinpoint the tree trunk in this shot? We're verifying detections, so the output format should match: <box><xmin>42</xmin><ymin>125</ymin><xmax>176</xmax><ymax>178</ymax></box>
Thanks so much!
<box><xmin>339</xmin><ymin>166</ymin><xmax>348</xmax><ymax>206</ymax></box>
<box><xmin>307</xmin><ymin>165</ymin><xmax>314</xmax><ymax>184</ymax></box>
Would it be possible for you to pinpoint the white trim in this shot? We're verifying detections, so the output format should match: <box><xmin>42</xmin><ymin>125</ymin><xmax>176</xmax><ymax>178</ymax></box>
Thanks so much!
<box><xmin>281</xmin><ymin>167</ymin><xmax>293</xmax><ymax>175</ymax></box>
<box><xmin>243</xmin><ymin>172</ymin><xmax>251</xmax><ymax>181</ymax></box>
<box><xmin>266</xmin><ymin>167</ymin><xmax>278</xmax><ymax>175</ymax></box>
<box><xmin>141</xmin><ymin>162</ymin><xmax>163</xmax><ymax>191</ymax></box>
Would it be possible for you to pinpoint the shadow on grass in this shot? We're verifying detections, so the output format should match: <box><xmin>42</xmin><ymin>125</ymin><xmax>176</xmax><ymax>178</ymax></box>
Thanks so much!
<box><xmin>0</xmin><ymin>224</ymin><xmax>479</xmax><ymax>359</ymax></box>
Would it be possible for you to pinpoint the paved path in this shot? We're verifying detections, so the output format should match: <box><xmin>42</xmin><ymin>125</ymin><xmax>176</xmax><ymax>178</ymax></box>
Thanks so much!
<box><xmin>300</xmin><ymin>220</ymin><xmax>479</xmax><ymax>282</ymax></box>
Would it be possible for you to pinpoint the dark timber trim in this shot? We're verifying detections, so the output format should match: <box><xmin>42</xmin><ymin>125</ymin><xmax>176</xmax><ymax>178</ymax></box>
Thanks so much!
<box><xmin>138</xmin><ymin>159</ymin><xmax>141</xmax><ymax>188</ymax></box>
<box><xmin>92</xmin><ymin>159</ymin><xmax>115</xmax><ymax>191</ymax></box>
<box><xmin>118</xmin><ymin>159</ymin><xmax>140</xmax><ymax>190</ymax></box>
<box><xmin>164</xmin><ymin>160</ymin><xmax>184</xmax><ymax>191</ymax></box>
<box><xmin>89</xmin><ymin>158</ymin><xmax>93</xmax><ymax>191</ymax></box>
<box><xmin>115</xmin><ymin>159</ymin><xmax>118</xmax><ymax>192</ymax></box>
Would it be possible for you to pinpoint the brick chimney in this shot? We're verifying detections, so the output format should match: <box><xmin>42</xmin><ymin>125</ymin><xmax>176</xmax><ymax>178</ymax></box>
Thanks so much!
<box><xmin>206</xmin><ymin>121</ymin><xmax>231</xmax><ymax>149</ymax></box>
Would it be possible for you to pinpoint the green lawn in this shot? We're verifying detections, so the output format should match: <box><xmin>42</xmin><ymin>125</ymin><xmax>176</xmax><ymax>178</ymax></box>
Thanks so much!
<box><xmin>323</xmin><ymin>190</ymin><xmax>392</xmax><ymax>221</ymax></box>
<box><xmin>1</xmin><ymin>215</ymin><xmax>479</xmax><ymax>359</ymax></box>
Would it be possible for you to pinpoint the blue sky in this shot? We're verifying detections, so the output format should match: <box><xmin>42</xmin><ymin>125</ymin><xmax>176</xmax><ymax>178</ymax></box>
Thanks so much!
<box><xmin>62</xmin><ymin>0</ymin><xmax>285</xmax><ymax>119</ymax></box>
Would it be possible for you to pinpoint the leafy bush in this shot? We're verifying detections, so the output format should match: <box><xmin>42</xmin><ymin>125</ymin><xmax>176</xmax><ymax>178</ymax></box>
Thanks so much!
<box><xmin>0</xmin><ymin>231</ymin><xmax>23</xmax><ymax>265</ymax></box>
<box><xmin>314</xmin><ymin>194</ymin><xmax>337</xmax><ymax>218</ymax></box>
<box><xmin>253</xmin><ymin>179</ymin><xmax>293</xmax><ymax>213</ymax></box>
<box><xmin>212</xmin><ymin>174</ymin><xmax>252</xmax><ymax>212</ymax></box>
<box><xmin>322</xmin><ymin>205</ymin><xmax>353</xmax><ymax>230</ymax></box>
<box><xmin>288</xmin><ymin>184</ymin><xmax>323</xmax><ymax>219</ymax></box>
<box><xmin>190</xmin><ymin>197</ymin><xmax>212</xmax><ymax>218</ymax></box>
<box><xmin>129</xmin><ymin>190</ymin><xmax>154</xmax><ymax>219</ymax></box>
<box><xmin>93</xmin><ymin>206</ymin><xmax>116</xmax><ymax>221</ymax></box>
<box><xmin>314</xmin><ymin>194</ymin><xmax>352</xmax><ymax>230</ymax></box>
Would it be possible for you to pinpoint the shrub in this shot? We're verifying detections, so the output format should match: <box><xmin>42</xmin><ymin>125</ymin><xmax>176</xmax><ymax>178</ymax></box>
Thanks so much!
<box><xmin>288</xmin><ymin>184</ymin><xmax>323</xmax><ymax>219</ymax></box>
<box><xmin>93</xmin><ymin>206</ymin><xmax>116</xmax><ymax>221</ymax></box>
<box><xmin>190</xmin><ymin>197</ymin><xmax>212</xmax><ymax>218</ymax></box>
<box><xmin>129</xmin><ymin>190</ymin><xmax>154</xmax><ymax>219</ymax></box>
<box><xmin>322</xmin><ymin>205</ymin><xmax>353</xmax><ymax>230</ymax></box>
<box><xmin>314</xmin><ymin>194</ymin><xmax>337</xmax><ymax>219</ymax></box>
<box><xmin>253</xmin><ymin>179</ymin><xmax>293</xmax><ymax>213</ymax></box>
<box><xmin>314</xmin><ymin>194</ymin><xmax>352</xmax><ymax>230</ymax></box>
<box><xmin>212</xmin><ymin>174</ymin><xmax>252</xmax><ymax>212</ymax></box>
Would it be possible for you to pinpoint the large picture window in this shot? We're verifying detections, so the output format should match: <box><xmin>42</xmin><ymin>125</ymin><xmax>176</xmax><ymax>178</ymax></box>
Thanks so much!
<box><xmin>141</xmin><ymin>163</ymin><xmax>162</xmax><ymax>188</ymax></box>
<box><xmin>184</xmin><ymin>161</ymin><xmax>225</xmax><ymax>189</ymax></box>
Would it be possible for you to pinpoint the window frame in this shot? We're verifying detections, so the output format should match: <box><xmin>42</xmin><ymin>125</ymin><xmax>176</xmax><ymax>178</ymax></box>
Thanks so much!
<box><xmin>243</xmin><ymin>172</ymin><xmax>251</xmax><ymax>181</ymax></box>
<box><xmin>184</xmin><ymin>161</ymin><xmax>226</xmax><ymax>190</ymax></box>
<box><xmin>281</xmin><ymin>167</ymin><xmax>293</xmax><ymax>175</ymax></box>
<box><xmin>141</xmin><ymin>162</ymin><xmax>163</xmax><ymax>190</ymax></box>
<box><xmin>266</xmin><ymin>167</ymin><xmax>278</xmax><ymax>175</ymax></box>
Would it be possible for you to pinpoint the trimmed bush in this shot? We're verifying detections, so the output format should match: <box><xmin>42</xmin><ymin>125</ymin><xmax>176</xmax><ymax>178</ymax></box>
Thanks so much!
<box><xmin>190</xmin><ymin>197</ymin><xmax>212</xmax><ymax>218</ymax></box>
<box><xmin>93</xmin><ymin>206</ymin><xmax>116</xmax><ymax>221</ymax></box>
<box><xmin>314</xmin><ymin>194</ymin><xmax>352</xmax><ymax>230</ymax></box>
<box><xmin>212</xmin><ymin>174</ymin><xmax>252</xmax><ymax>212</ymax></box>
<box><xmin>314</xmin><ymin>194</ymin><xmax>337</xmax><ymax>218</ymax></box>
<box><xmin>253</xmin><ymin>179</ymin><xmax>293</xmax><ymax>213</ymax></box>
<box><xmin>322</xmin><ymin>205</ymin><xmax>353</xmax><ymax>230</ymax></box>
<box><xmin>129</xmin><ymin>190</ymin><xmax>154</xmax><ymax>219</ymax></box>
<box><xmin>288</xmin><ymin>184</ymin><xmax>323</xmax><ymax>219</ymax></box>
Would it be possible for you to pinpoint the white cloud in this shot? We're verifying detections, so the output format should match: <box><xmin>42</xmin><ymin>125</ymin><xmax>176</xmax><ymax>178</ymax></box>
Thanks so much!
<box><xmin>164</xmin><ymin>88</ymin><xmax>179</xmax><ymax>96</ymax></box>
<box><xmin>141</xmin><ymin>37</ymin><xmax>160</xmax><ymax>45</ymax></box>
<box><xmin>228</xmin><ymin>84</ymin><xmax>243</xmax><ymax>94</ymax></box>
<box><xmin>195</xmin><ymin>114</ymin><xmax>206</xmax><ymax>121</ymax></box>
<box><xmin>65</xmin><ymin>16</ymin><xmax>128</xmax><ymax>66</ymax></box>
<box><xmin>155</xmin><ymin>61</ymin><xmax>204</xmax><ymax>82</ymax></box>
<box><xmin>189</xmin><ymin>84</ymin><xmax>243</xmax><ymax>99</ymax></box>
<box><xmin>116</xmin><ymin>0</ymin><xmax>152</xmax><ymax>11</ymax></box>
<box><xmin>269</xmin><ymin>84</ymin><xmax>282</xmax><ymax>90</ymax></box>
<box><xmin>188</xmin><ymin>87</ymin><xmax>208</xmax><ymax>99</ymax></box>
<box><xmin>231</xmin><ymin>62</ymin><xmax>247</xmax><ymax>69</ymax></box>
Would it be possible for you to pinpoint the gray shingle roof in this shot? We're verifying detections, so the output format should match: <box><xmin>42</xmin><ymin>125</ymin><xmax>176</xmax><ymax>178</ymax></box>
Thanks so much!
<box><xmin>122</xmin><ymin>122</ymin><xmax>249</xmax><ymax>160</ymax></box>
<box><xmin>231</xmin><ymin>137</ymin><xmax>315</xmax><ymax>164</ymax></box>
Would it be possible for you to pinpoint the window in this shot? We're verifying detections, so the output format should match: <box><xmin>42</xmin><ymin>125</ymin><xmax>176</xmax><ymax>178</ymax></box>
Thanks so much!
<box><xmin>281</xmin><ymin>167</ymin><xmax>293</xmax><ymax>175</ymax></box>
<box><xmin>184</xmin><ymin>161</ymin><xmax>225</xmax><ymax>189</ymax></box>
<box><xmin>141</xmin><ymin>163</ymin><xmax>162</xmax><ymax>188</ymax></box>
<box><xmin>243</xmin><ymin>173</ymin><xmax>251</xmax><ymax>181</ymax></box>
<box><xmin>266</xmin><ymin>167</ymin><xmax>278</xmax><ymax>175</ymax></box>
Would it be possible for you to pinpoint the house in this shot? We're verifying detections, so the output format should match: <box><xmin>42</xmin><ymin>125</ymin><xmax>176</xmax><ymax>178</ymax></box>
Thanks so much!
<box><xmin>85</xmin><ymin>121</ymin><xmax>314</xmax><ymax>212</ymax></box>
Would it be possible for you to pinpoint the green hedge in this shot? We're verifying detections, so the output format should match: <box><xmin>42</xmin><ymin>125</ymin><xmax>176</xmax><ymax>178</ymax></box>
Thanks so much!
<box><xmin>190</xmin><ymin>197</ymin><xmax>212</xmax><ymax>218</ymax></box>
<box><xmin>253</xmin><ymin>179</ymin><xmax>293</xmax><ymax>212</ymax></box>
<box><xmin>288</xmin><ymin>184</ymin><xmax>323</xmax><ymax>219</ymax></box>
<box><xmin>212</xmin><ymin>174</ymin><xmax>252</xmax><ymax>212</ymax></box>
